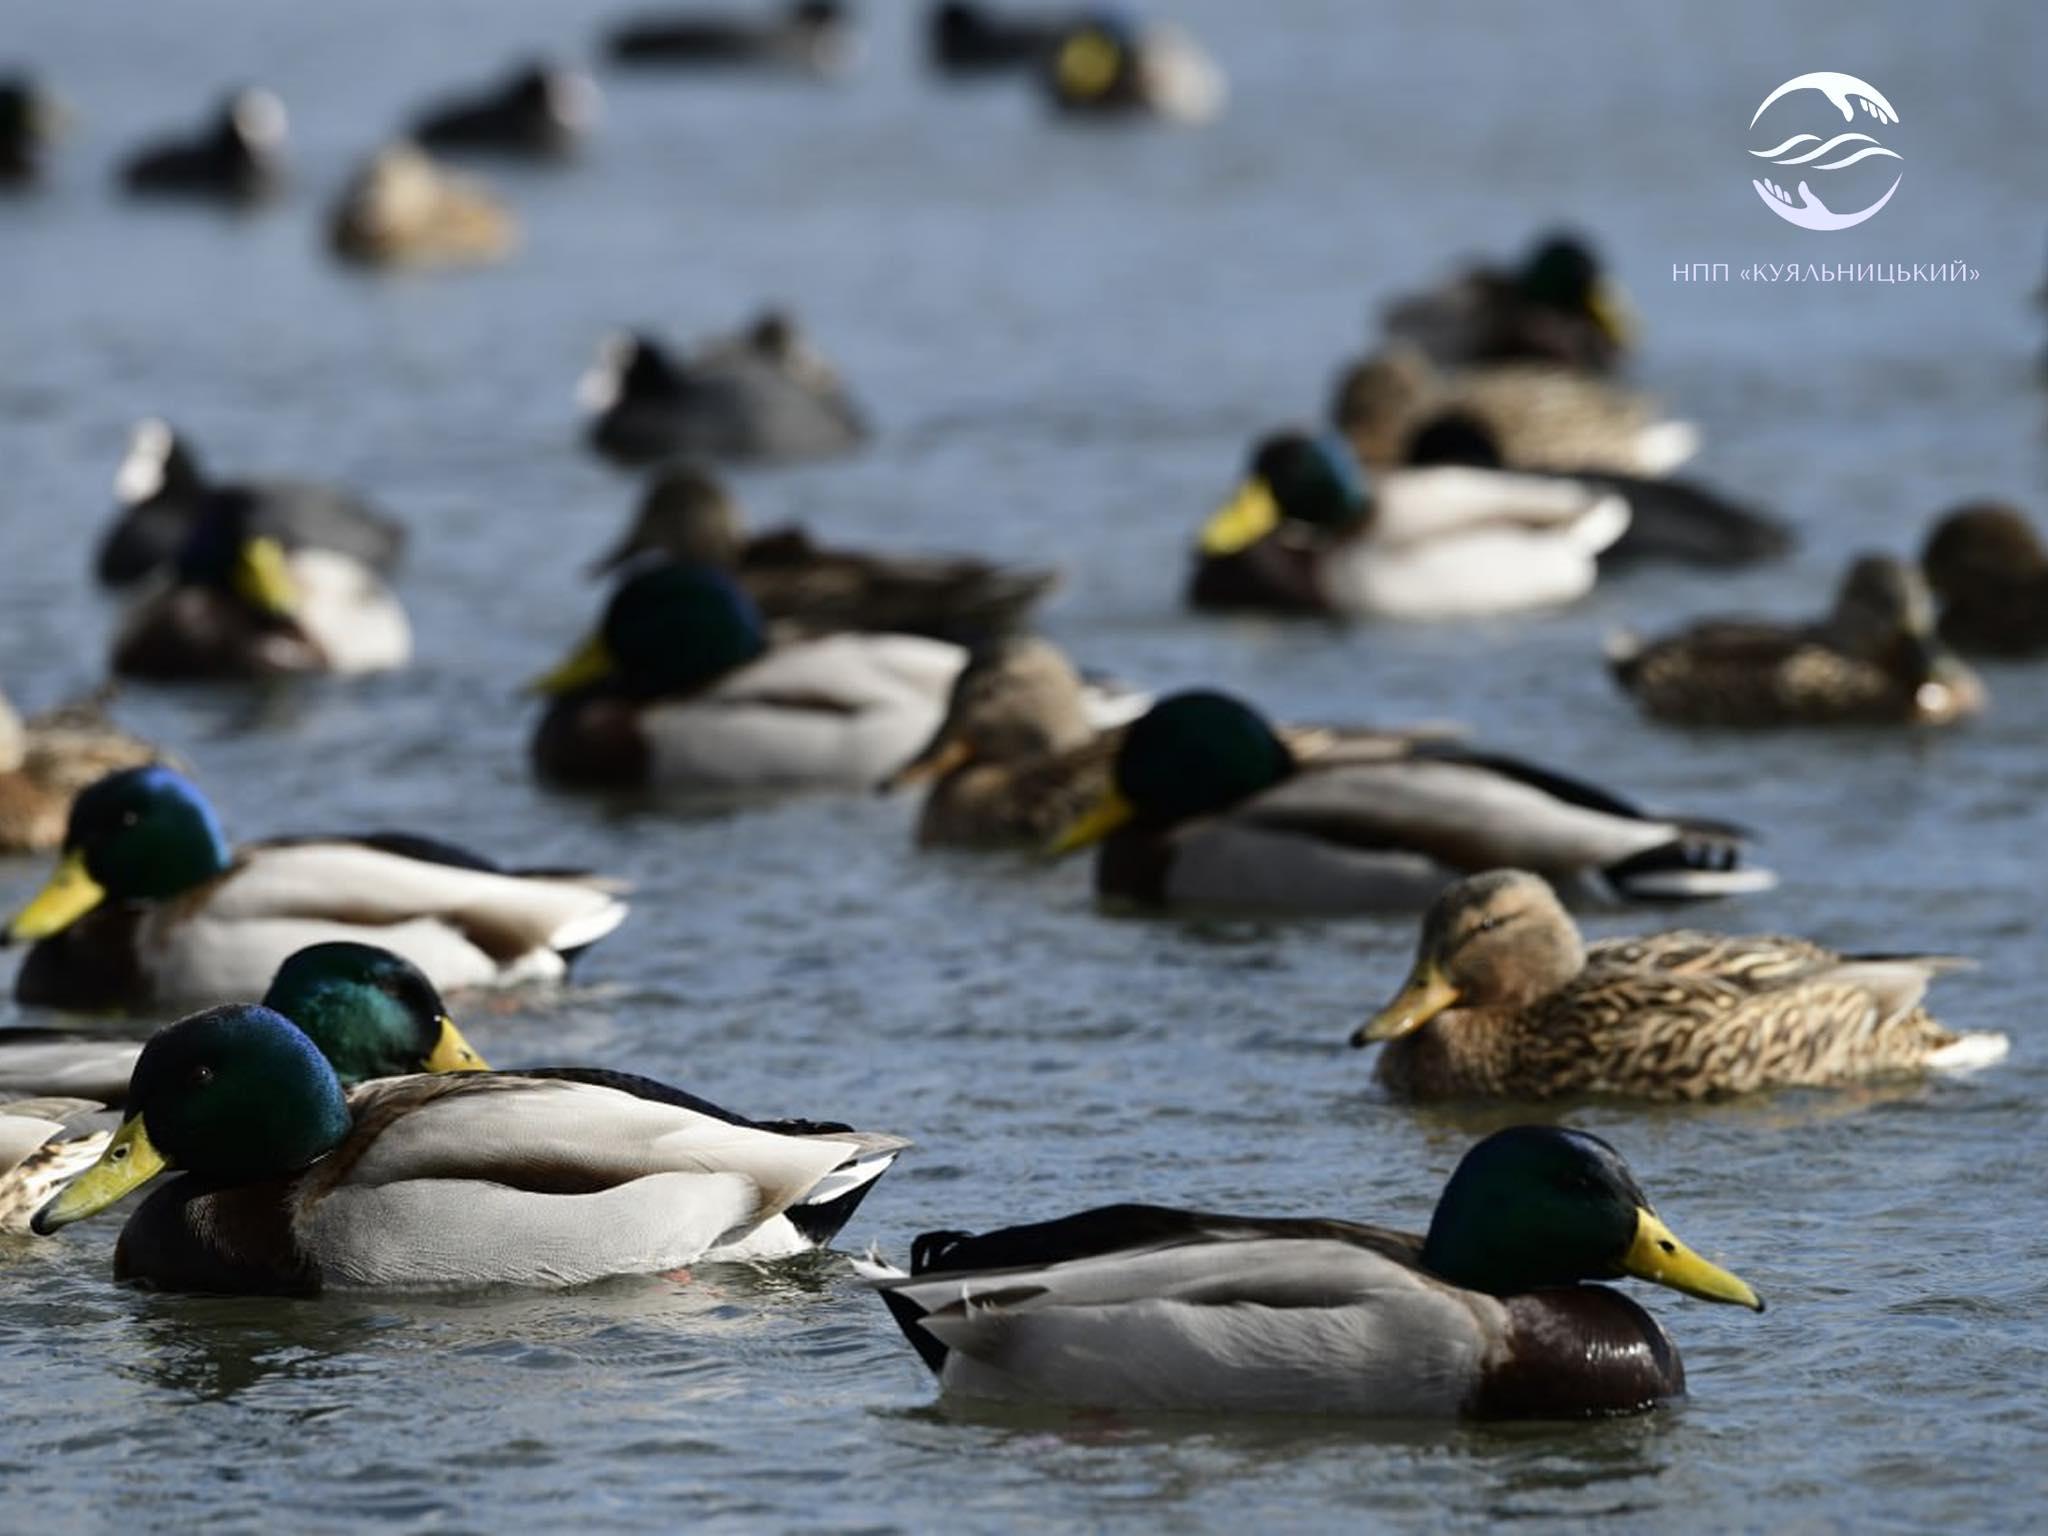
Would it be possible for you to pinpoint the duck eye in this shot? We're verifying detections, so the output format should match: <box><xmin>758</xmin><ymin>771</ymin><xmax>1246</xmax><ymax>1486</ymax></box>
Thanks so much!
<box><xmin>188</xmin><ymin>1064</ymin><xmax>215</xmax><ymax>1090</ymax></box>
<box><xmin>109</xmin><ymin>1142</ymin><xmax>129</xmax><ymax>1163</ymax></box>
<box><xmin>120</xmin><ymin>810</ymin><xmax>141</xmax><ymax>828</ymax></box>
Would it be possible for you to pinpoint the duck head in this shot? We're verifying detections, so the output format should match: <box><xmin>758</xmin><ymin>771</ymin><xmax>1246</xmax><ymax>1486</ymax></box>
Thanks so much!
<box><xmin>530</xmin><ymin>560</ymin><xmax>767</xmax><ymax>699</ymax></box>
<box><xmin>579</xmin><ymin>330</ymin><xmax>684</xmax><ymax>414</ymax></box>
<box><xmin>884</xmin><ymin>638</ymin><xmax>1094</xmax><ymax>790</ymax></box>
<box><xmin>1828</xmin><ymin>554</ymin><xmax>1984</xmax><ymax>723</ymax></box>
<box><xmin>589</xmin><ymin>462</ymin><xmax>746</xmax><ymax>577</ymax></box>
<box><xmin>1921</xmin><ymin>501</ymin><xmax>2046</xmax><ymax>597</ymax></box>
<box><xmin>221</xmin><ymin>86</ymin><xmax>288</xmax><ymax>166</ymax></box>
<box><xmin>1518</xmin><ymin>231</ymin><xmax>1633</xmax><ymax>348</ymax></box>
<box><xmin>174</xmin><ymin>488</ymin><xmax>301</xmax><ymax>620</ymax></box>
<box><xmin>1199</xmin><ymin>433</ymin><xmax>1368</xmax><ymax>555</ymax></box>
<box><xmin>263</xmin><ymin>942</ymin><xmax>487</xmax><ymax>1086</ymax></box>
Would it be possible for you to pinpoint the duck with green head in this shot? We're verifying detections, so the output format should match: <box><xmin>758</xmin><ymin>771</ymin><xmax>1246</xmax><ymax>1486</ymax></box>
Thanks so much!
<box><xmin>531</xmin><ymin>559</ymin><xmax>965</xmax><ymax>793</ymax></box>
<box><xmin>1383</xmin><ymin>230</ymin><xmax>1636</xmax><ymax>374</ymax></box>
<box><xmin>1047</xmin><ymin>689</ymin><xmax>1773</xmax><ymax>912</ymax></box>
<box><xmin>4</xmin><ymin>763</ymin><xmax>627</xmax><ymax>1011</ymax></box>
<box><xmin>856</xmin><ymin>1123</ymin><xmax>1760</xmax><ymax>1418</ymax></box>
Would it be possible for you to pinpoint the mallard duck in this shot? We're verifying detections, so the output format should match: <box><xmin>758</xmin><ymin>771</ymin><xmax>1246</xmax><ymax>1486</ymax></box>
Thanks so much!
<box><xmin>119</xmin><ymin>87</ymin><xmax>286</xmax><ymax>205</ymax></box>
<box><xmin>0</xmin><ymin>75</ymin><xmax>66</xmax><ymax>184</ymax></box>
<box><xmin>531</xmin><ymin>561</ymin><xmax>962</xmax><ymax>792</ymax></box>
<box><xmin>328</xmin><ymin>143</ymin><xmax>516</xmax><ymax>269</ymax></box>
<box><xmin>1332</xmin><ymin>346</ymin><xmax>1698</xmax><ymax>477</ymax></box>
<box><xmin>591</xmin><ymin>462</ymin><xmax>1059</xmax><ymax>645</ymax></box>
<box><xmin>1382</xmin><ymin>232</ymin><xmax>1634</xmax><ymax>374</ymax></box>
<box><xmin>110</xmin><ymin>489</ymin><xmax>410</xmax><ymax>679</ymax></box>
<box><xmin>1047</xmin><ymin>690</ymin><xmax>1774</xmax><ymax>912</ymax></box>
<box><xmin>1353</xmin><ymin>869</ymin><xmax>2007</xmax><ymax>1100</ymax></box>
<box><xmin>0</xmin><ymin>1099</ymin><xmax>109</xmax><ymax>1236</ymax></box>
<box><xmin>1040</xmin><ymin>15</ymin><xmax>1225</xmax><ymax>123</ymax></box>
<box><xmin>607</xmin><ymin>1</ymin><xmax>854</xmax><ymax>76</ymax></box>
<box><xmin>1920</xmin><ymin>501</ymin><xmax>2048</xmax><ymax>656</ymax></box>
<box><xmin>1188</xmin><ymin>432</ymin><xmax>1628</xmax><ymax>619</ymax></box>
<box><xmin>0</xmin><ymin>689</ymin><xmax>158</xmax><ymax>854</ymax></box>
<box><xmin>30</xmin><ymin>1003</ymin><xmax>895</xmax><ymax>1291</ymax></box>
<box><xmin>1405</xmin><ymin>410</ymin><xmax>1792</xmax><ymax>570</ymax></box>
<box><xmin>927</xmin><ymin>2</ymin><xmax>1067</xmax><ymax>74</ymax></box>
<box><xmin>1610</xmin><ymin>554</ymin><xmax>1987</xmax><ymax>728</ymax></box>
<box><xmin>855</xmin><ymin>1124</ymin><xmax>1759</xmax><ymax>1418</ymax></box>
<box><xmin>581</xmin><ymin>315</ymin><xmax>868</xmax><ymax>467</ymax></box>
<box><xmin>409</xmin><ymin>60</ymin><xmax>599</xmax><ymax>159</ymax></box>
<box><xmin>4</xmin><ymin>764</ymin><xmax>628</xmax><ymax>1010</ymax></box>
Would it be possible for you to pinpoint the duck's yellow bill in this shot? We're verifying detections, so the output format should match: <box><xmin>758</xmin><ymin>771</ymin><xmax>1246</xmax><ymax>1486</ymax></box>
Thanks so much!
<box><xmin>1055</xmin><ymin>28</ymin><xmax>1123</xmax><ymax>100</ymax></box>
<box><xmin>234</xmin><ymin>535</ymin><xmax>300</xmax><ymax>618</ymax></box>
<box><xmin>526</xmin><ymin>632</ymin><xmax>616</xmax><ymax>696</ymax></box>
<box><xmin>1198</xmin><ymin>480</ymin><xmax>1282</xmax><ymax>557</ymax></box>
<box><xmin>32</xmin><ymin>1115</ymin><xmax>166</xmax><ymax>1233</ymax></box>
<box><xmin>1624</xmin><ymin>1207</ymin><xmax>1763</xmax><ymax>1311</ymax></box>
<box><xmin>879</xmin><ymin>735</ymin><xmax>971</xmax><ymax>793</ymax></box>
<box><xmin>1587</xmin><ymin>279</ymin><xmax>1637</xmax><ymax>349</ymax></box>
<box><xmin>1353</xmin><ymin>958</ymin><xmax>1460</xmax><ymax>1045</ymax></box>
<box><xmin>1045</xmin><ymin>787</ymin><xmax>1134</xmax><ymax>856</ymax></box>
<box><xmin>7</xmin><ymin>850</ymin><xmax>107</xmax><ymax>943</ymax></box>
<box><xmin>426</xmin><ymin>1015</ymin><xmax>488</xmax><ymax>1073</ymax></box>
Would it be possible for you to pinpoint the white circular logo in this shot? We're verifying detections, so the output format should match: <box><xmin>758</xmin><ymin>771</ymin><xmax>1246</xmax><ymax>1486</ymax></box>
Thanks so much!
<box><xmin>1748</xmin><ymin>72</ymin><xmax>1902</xmax><ymax>232</ymax></box>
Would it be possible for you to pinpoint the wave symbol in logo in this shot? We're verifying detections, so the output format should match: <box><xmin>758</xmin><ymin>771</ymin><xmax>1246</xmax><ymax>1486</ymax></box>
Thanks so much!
<box><xmin>1748</xmin><ymin>72</ymin><xmax>1901</xmax><ymax>232</ymax></box>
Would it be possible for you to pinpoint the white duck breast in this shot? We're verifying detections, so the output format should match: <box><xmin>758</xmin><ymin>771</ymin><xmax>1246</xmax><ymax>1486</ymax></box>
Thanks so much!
<box><xmin>287</xmin><ymin>548</ymin><xmax>412</xmax><ymax>673</ymax></box>
<box><xmin>640</xmin><ymin>634</ymin><xmax>964</xmax><ymax>790</ymax></box>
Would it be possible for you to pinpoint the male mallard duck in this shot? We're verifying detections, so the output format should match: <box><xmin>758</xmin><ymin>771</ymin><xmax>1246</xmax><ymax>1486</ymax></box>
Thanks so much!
<box><xmin>855</xmin><ymin>1124</ymin><xmax>1759</xmax><ymax>1418</ymax></box>
<box><xmin>607</xmin><ymin>1</ymin><xmax>854</xmax><ymax>76</ymax></box>
<box><xmin>4</xmin><ymin>764</ymin><xmax>627</xmax><ymax>1010</ymax></box>
<box><xmin>591</xmin><ymin>462</ymin><xmax>1059</xmax><ymax>644</ymax></box>
<box><xmin>1331</xmin><ymin>346</ymin><xmax>1698</xmax><ymax>476</ymax></box>
<box><xmin>532</xmin><ymin>561</ymin><xmax>962</xmax><ymax>792</ymax></box>
<box><xmin>581</xmin><ymin>315</ymin><xmax>868</xmax><ymax>466</ymax></box>
<box><xmin>110</xmin><ymin>489</ymin><xmax>411</xmax><ymax>679</ymax></box>
<box><xmin>1610</xmin><ymin>554</ymin><xmax>1986</xmax><ymax>728</ymax></box>
<box><xmin>410</xmin><ymin>60</ymin><xmax>599</xmax><ymax>159</ymax></box>
<box><xmin>1188</xmin><ymin>432</ymin><xmax>1628</xmax><ymax>619</ymax></box>
<box><xmin>0</xmin><ymin>75</ymin><xmax>66</xmax><ymax>184</ymax></box>
<box><xmin>1040</xmin><ymin>14</ymin><xmax>1225</xmax><ymax>123</ymax></box>
<box><xmin>1382</xmin><ymin>232</ymin><xmax>1634</xmax><ymax>374</ymax></box>
<box><xmin>328</xmin><ymin>143</ymin><xmax>516</xmax><ymax>269</ymax></box>
<box><xmin>30</xmin><ymin>1004</ymin><xmax>892</xmax><ymax>1292</ymax></box>
<box><xmin>118</xmin><ymin>87</ymin><xmax>286</xmax><ymax>205</ymax></box>
<box><xmin>1919</xmin><ymin>501</ymin><xmax>2048</xmax><ymax>656</ymax></box>
<box><xmin>0</xmin><ymin>689</ymin><xmax>158</xmax><ymax>853</ymax></box>
<box><xmin>0</xmin><ymin>1099</ymin><xmax>108</xmax><ymax>1236</ymax></box>
<box><xmin>927</xmin><ymin>2</ymin><xmax>1067</xmax><ymax>74</ymax></box>
<box><xmin>98</xmin><ymin>418</ymin><xmax>405</xmax><ymax>591</ymax></box>
<box><xmin>1047</xmin><ymin>691</ymin><xmax>1773</xmax><ymax>912</ymax></box>
<box><xmin>1353</xmin><ymin>869</ymin><xmax>2007</xmax><ymax>1100</ymax></box>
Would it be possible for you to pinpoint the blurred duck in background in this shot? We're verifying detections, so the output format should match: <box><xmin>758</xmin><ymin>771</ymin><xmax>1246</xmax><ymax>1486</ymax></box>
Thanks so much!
<box><xmin>110</xmin><ymin>489</ymin><xmax>412</xmax><ymax>680</ymax></box>
<box><xmin>1187</xmin><ymin>431</ymin><xmax>1626</xmax><ymax>619</ymax></box>
<box><xmin>582</xmin><ymin>313</ymin><xmax>869</xmax><ymax>465</ymax></box>
<box><xmin>0</xmin><ymin>690</ymin><xmax>158</xmax><ymax>854</ymax></box>
<box><xmin>1383</xmin><ymin>231</ymin><xmax>1634</xmax><ymax>374</ymax></box>
<box><xmin>926</xmin><ymin>1</ymin><xmax>1069</xmax><ymax>74</ymax></box>
<box><xmin>1919</xmin><ymin>501</ymin><xmax>2048</xmax><ymax>657</ymax></box>
<box><xmin>98</xmin><ymin>418</ymin><xmax>405</xmax><ymax>590</ymax></box>
<box><xmin>590</xmin><ymin>462</ymin><xmax>1059</xmax><ymax>644</ymax></box>
<box><xmin>529</xmin><ymin>561</ymin><xmax>964</xmax><ymax>793</ymax></box>
<box><xmin>328</xmin><ymin>143</ymin><xmax>517</xmax><ymax>269</ymax></box>
<box><xmin>0</xmin><ymin>75</ymin><xmax>66</xmax><ymax>185</ymax></box>
<box><xmin>1609</xmin><ymin>554</ymin><xmax>1985</xmax><ymax>728</ymax></box>
<box><xmin>118</xmin><ymin>87</ymin><xmax>287</xmax><ymax>206</ymax></box>
<box><xmin>1040</xmin><ymin>13</ymin><xmax>1225</xmax><ymax>123</ymax></box>
<box><xmin>0</xmin><ymin>1100</ymin><xmax>107</xmax><ymax>1236</ymax></box>
<box><xmin>410</xmin><ymin>60</ymin><xmax>600</xmax><ymax>160</ymax></box>
<box><xmin>606</xmin><ymin>1</ymin><xmax>855</xmax><ymax>77</ymax></box>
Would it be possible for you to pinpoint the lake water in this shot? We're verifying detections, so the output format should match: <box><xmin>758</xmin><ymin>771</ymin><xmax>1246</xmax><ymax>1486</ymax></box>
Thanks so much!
<box><xmin>4</xmin><ymin>1</ymin><xmax>2047</xmax><ymax>1530</ymax></box>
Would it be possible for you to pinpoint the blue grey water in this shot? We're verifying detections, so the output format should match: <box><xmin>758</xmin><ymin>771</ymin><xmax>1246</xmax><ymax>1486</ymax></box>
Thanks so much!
<box><xmin>3</xmin><ymin>0</ymin><xmax>2046</xmax><ymax>1529</ymax></box>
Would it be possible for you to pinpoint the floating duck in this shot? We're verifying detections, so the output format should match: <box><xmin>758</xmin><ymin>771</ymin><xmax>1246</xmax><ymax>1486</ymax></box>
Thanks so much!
<box><xmin>1382</xmin><ymin>231</ymin><xmax>1634</xmax><ymax>374</ymax></box>
<box><xmin>118</xmin><ymin>87</ymin><xmax>286</xmax><ymax>205</ymax></box>
<box><xmin>410</xmin><ymin>60</ymin><xmax>599</xmax><ymax>159</ymax></box>
<box><xmin>0</xmin><ymin>690</ymin><xmax>158</xmax><ymax>854</ymax></box>
<box><xmin>1919</xmin><ymin>501</ymin><xmax>2048</xmax><ymax>657</ymax></box>
<box><xmin>1040</xmin><ymin>14</ymin><xmax>1225</xmax><ymax>123</ymax></box>
<box><xmin>606</xmin><ymin>1</ymin><xmax>854</xmax><ymax>76</ymax></box>
<box><xmin>328</xmin><ymin>143</ymin><xmax>517</xmax><ymax>269</ymax></box>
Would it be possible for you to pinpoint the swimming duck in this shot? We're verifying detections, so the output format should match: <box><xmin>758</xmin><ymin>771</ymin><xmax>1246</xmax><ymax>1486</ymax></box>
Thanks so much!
<box><xmin>0</xmin><ymin>75</ymin><xmax>66</xmax><ymax>184</ymax></box>
<box><xmin>0</xmin><ymin>1099</ymin><xmax>109</xmax><ymax>1236</ymax></box>
<box><xmin>98</xmin><ymin>417</ymin><xmax>405</xmax><ymax>591</ymax></box>
<box><xmin>1609</xmin><ymin>554</ymin><xmax>1986</xmax><ymax>728</ymax></box>
<box><xmin>1382</xmin><ymin>232</ymin><xmax>1634</xmax><ymax>374</ymax></box>
<box><xmin>607</xmin><ymin>1</ymin><xmax>854</xmax><ymax>76</ymax></box>
<box><xmin>410</xmin><ymin>60</ymin><xmax>599</xmax><ymax>159</ymax></box>
<box><xmin>0</xmin><ymin>689</ymin><xmax>158</xmax><ymax>854</ymax></box>
<box><xmin>1040</xmin><ymin>14</ymin><xmax>1225</xmax><ymax>123</ymax></box>
<box><xmin>927</xmin><ymin>2</ymin><xmax>1067</xmax><ymax>74</ymax></box>
<box><xmin>1188</xmin><ymin>432</ymin><xmax>1628</xmax><ymax>619</ymax></box>
<box><xmin>30</xmin><ymin>1003</ymin><xmax>890</xmax><ymax>1292</ymax></box>
<box><xmin>855</xmin><ymin>1124</ymin><xmax>1760</xmax><ymax>1418</ymax></box>
<box><xmin>328</xmin><ymin>143</ymin><xmax>517</xmax><ymax>269</ymax></box>
<box><xmin>582</xmin><ymin>315</ymin><xmax>869</xmax><ymax>466</ymax></box>
<box><xmin>590</xmin><ymin>462</ymin><xmax>1059</xmax><ymax>644</ymax></box>
<box><xmin>531</xmin><ymin>561</ymin><xmax>963</xmax><ymax>792</ymax></box>
<box><xmin>110</xmin><ymin>488</ymin><xmax>412</xmax><ymax>679</ymax></box>
<box><xmin>1354</xmin><ymin>869</ymin><xmax>2006</xmax><ymax>1100</ymax></box>
<box><xmin>118</xmin><ymin>87</ymin><xmax>287</xmax><ymax>205</ymax></box>
<box><xmin>4</xmin><ymin>764</ymin><xmax>628</xmax><ymax>1010</ymax></box>
<box><xmin>1919</xmin><ymin>501</ymin><xmax>2048</xmax><ymax>657</ymax></box>
<box><xmin>1047</xmin><ymin>690</ymin><xmax>1773</xmax><ymax>913</ymax></box>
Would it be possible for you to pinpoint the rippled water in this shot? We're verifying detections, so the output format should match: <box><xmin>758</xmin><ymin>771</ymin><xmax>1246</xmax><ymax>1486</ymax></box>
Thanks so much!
<box><xmin>4</xmin><ymin>1</ymin><xmax>2047</xmax><ymax>1530</ymax></box>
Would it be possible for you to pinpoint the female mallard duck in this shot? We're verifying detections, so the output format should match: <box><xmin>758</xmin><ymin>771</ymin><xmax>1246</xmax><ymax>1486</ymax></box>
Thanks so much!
<box><xmin>409</xmin><ymin>61</ymin><xmax>599</xmax><ymax>160</ymax></box>
<box><xmin>1353</xmin><ymin>869</ymin><xmax>2007</xmax><ymax>1100</ymax></box>
<box><xmin>531</xmin><ymin>561</ymin><xmax>963</xmax><ymax>793</ymax></box>
<box><xmin>590</xmin><ymin>462</ymin><xmax>1059</xmax><ymax>645</ymax></box>
<box><xmin>0</xmin><ymin>75</ymin><xmax>65</xmax><ymax>184</ymax></box>
<box><xmin>111</xmin><ymin>488</ymin><xmax>411</xmax><ymax>679</ymax></box>
<box><xmin>1920</xmin><ymin>501</ymin><xmax>2048</xmax><ymax>656</ymax></box>
<box><xmin>328</xmin><ymin>143</ymin><xmax>516</xmax><ymax>269</ymax></box>
<box><xmin>1039</xmin><ymin>15</ymin><xmax>1225</xmax><ymax>124</ymax></box>
<box><xmin>1609</xmin><ymin>554</ymin><xmax>1986</xmax><ymax>728</ymax></box>
<box><xmin>119</xmin><ymin>87</ymin><xmax>287</xmax><ymax>205</ymax></box>
<box><xmin>855</xmin><ymin>1124</ymin><xmax>1759</xmax><ymax>1419</ymax></box>
<box><xmin>4</xmin><ymin>764</ymin><xmax>627</xmax><ymax>1010</ymax></box>
<box><xmin>0</xmin><ymin>1099</ymin><xmax>108</xmax><ymax>1236</ymax></box>
<box><xmin>0</xmin><ymin>689</ymin><xmax>158</xmax><ymax>853</ymax></box>
<box><xmin>607</xmin><ymin>1</ymin><xmax>853</xmax><ymax>76</ymax></box>
<box><xmin>1381</xmin><ymin>231</ymin><xmax>1635</xmax><ymax>374</ymax></box>
<box><xmin>1189</xmin><ymin>432</ymin><xmax>1627</xmax><ymax>619</ymax></box>
<box><xmin>30</xmin><ymin>1004</ymin><xmax>895</xmax><ymax>1292</ymax></box>
<box><xmin>1049</xmin><ymin>691</ymin><xmax>1772</xmax><ymax>912</ymax></box>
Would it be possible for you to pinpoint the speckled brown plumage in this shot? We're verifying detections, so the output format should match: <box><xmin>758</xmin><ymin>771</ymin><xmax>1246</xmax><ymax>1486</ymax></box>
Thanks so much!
<box><xmin>0</xmin><ymin>692</ymin><xmax>159</xmax><ymax>854</ymax></box>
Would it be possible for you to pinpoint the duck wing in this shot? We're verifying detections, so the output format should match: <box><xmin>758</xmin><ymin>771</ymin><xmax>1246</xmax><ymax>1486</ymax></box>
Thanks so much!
<box><xmin>0</xmin><ymin>1032</ymin><xmax>141</xmax><ymax>1103</ymax></box>
<box><xmin>740</xmin><ymin>531</ymin><xmax>1058</xmax><ymax>644</ymax></box>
